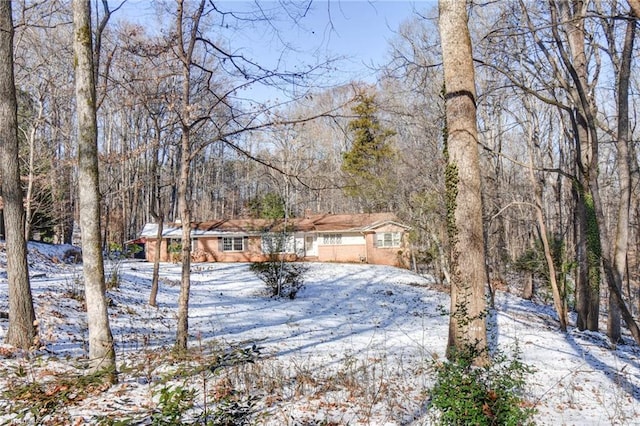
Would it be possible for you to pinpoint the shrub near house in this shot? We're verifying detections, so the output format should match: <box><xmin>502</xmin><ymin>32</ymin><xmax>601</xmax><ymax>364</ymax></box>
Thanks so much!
<box><xmin>139</xmin><ymin>212</ymin><xmax>411</xmax><ymax>268</ymax></box>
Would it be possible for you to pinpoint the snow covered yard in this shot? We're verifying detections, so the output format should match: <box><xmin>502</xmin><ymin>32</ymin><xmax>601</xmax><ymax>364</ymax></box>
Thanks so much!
<box><xmin>0</xmin><ymin>242</ymin><xmax>639</xmax><ymax>424</ymax></box>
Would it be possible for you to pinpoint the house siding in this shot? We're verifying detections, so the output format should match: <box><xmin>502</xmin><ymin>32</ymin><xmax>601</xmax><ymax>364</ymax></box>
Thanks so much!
<box><xmin>315</xmin><ymin>232</ymin><xmax>364</xmax><ymax>263</ymax></box>
<box><xmin>145</xmin><ymin>239</ymin><xmax>158</xmax><ymax>262</ymax></box>
<box><xmin>195</xmin><ymin>236</ymin><xmax>265</xmax><ymax>262</ymax></box>
<box><xmin>368</xmin><ymin>224</ymin><xmax>411</xmax><ymax>268</ymax></box>
<box><xmin>144</xmin><ymin>239</ymin><xmax>172</xmax><ymax>262</ymax></box>
<box><xmin>317</xmin><ymin>244</ymin><xmax>367</xmax><ymax>263</ymax></box>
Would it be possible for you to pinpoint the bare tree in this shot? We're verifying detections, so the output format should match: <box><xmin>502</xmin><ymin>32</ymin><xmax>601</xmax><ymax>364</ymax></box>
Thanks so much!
<box><xmin>0</xmin><ymin>0</ymin><xmax>36</xmax><ymax>350</ymax></box>
<box><xmin>382</xmin><ymin>14</ymin><xmax>450</xmax><ymax>281</ymax></box>
<box><xmin>11</xmin><ymin>2</ymin><xmax>77</xmax><ymax>246</ymax></box>
<box><xmin>172</xmin><ymin>0</ymin><xmax>206</xmax><ymax>351</ymax></box>
<box><xmin>473</xmin><ymin>0</ymin><xmax>640</xmax><ymax>343</ymax></box>
<box><xmin>159</xmin><ymin>0</ymin><xmax>345</xmax><ymax>350</ymax></box>
<box><xmin>438</xmin><ymin>0</ymin><xmax>487</xmax><ymax>363</ymax></box>
<box><xmin>72</xmin><ymin>0</ymin><xmax>116</xmax><ymax>379</ymax></box>
<box><xmin>524</xmin><ymin>99</ymin><xmax>568</xmax><ymax>331</ymax></box>
<box><xmin>549</xmin><ymin>0</ymin><xmax>640</xmax><ymax>344</ymax></box>
<box><xmin>599</xmin><ymin>1</ymin><xmax>637</xmax><ymax>343</ymax></box>
<box><xmin>148</xmin><ymin>115</ymin><xmax>167</xmax><ymax>307</ymax></box>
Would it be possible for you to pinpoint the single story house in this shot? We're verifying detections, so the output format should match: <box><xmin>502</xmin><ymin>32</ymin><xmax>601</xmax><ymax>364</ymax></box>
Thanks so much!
<box><xmin>139</xmin><ymin>212</ymin><xmax>411</xmax><ymax>268</ymax></box>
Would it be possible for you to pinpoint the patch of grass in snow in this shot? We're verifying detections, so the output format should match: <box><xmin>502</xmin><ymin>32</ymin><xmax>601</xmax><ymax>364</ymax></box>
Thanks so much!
<box><xmin>239</xmin><ymin>350</ymin><xmax>430</xmax><ymax>424</ymax></box>
<box><xmin>96</xmin><ymin>342</ymin><xmax>263</xmax><ymax>425</ymax></box>
<box><xmin>0</xmin><ymin>359</ymin><xmax>114</xmax><ymax>424</ymax></box>
<box><xmin>62</xmin><ymin>271</ymin><xmax>85</xmax><ymax>304</ymax></box>
<box><xmin>97</xmin><ymin>345</ymin><xmax>429</xmax><ymax>425</ymax></box>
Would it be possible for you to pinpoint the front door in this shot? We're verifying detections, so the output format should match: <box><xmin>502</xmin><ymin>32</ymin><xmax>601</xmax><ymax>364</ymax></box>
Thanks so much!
<box><xmin>305</xmin><ymin>235</ymin><xmax>317</xmax><ymax>257</ymax></box>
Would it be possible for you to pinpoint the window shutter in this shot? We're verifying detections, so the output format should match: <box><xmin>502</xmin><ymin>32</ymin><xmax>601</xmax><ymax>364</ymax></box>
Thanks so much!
<box><xmin>218</xmin><ymin>237</ymin><xmax>223</xmax><ymax>251</ymax></box>
<box><xmin>244</xmin><ymin>236</ymin><xmax>249</xmax><ymax>251</ymax></box>
<box><xmin>372</xmin><ymin>234</ymin><xmax>377</xmax><ymax>248</ymax></box>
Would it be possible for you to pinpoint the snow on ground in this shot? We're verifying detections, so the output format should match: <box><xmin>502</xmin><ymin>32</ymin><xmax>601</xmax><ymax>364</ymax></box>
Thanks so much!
<box><xmin>0</xmin><ymin>242</ymin><xmax>639</xmax><ymax>424</ymax></box>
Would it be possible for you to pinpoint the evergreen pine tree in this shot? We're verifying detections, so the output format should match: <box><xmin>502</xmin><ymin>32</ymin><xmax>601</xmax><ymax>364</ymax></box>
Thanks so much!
<box><xmin>341</xmin><ymin>93</ymin><xmax>395</xmax><ymax>211</ymax></box>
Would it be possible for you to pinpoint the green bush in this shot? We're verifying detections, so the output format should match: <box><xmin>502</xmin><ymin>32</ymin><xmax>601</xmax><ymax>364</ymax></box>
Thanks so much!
<box><xmin>152</xmin><ymin>385</ymin><xmax>196</xmax><ymax>425</ymax></box>
<box><xmin>250</xmin><ymin>261</ymin><xmax>307</xmax><ymax>299</ymax></box>
<box><xmin>429</xmin><ymin>344</ymin><xmax>536</xmax><ymax>425</ymax></box>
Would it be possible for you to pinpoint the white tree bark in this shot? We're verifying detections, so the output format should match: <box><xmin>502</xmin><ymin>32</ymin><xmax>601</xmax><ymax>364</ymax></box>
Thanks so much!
<box><xmin>72</xmin><ymin>0</ymin><xmax>116</xmax><ymax>379</ymax></box>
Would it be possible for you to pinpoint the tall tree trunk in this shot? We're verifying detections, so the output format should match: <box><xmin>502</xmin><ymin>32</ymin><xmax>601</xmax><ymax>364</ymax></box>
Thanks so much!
<box><xmin>0</xmin><ymin>0</ymin><xmax>36</xmax><ymax>350</ymax></box>
<box><xmin>149</xmin><ymin>217</ymin><xmax>163</xmax><ymax>307</ymax></box>
<box><xmin>573</xmin><ymin>184</ymin><xmax>590</xmax><ymax>330</ymax></box>
<box><xmin>438</xmin><ymin>0</ymin><xmax>488</xmax><ymax>364</ymax></box>
<box><xmin>23</xmin><ymin>108</ymin><xmax>37</xmax><ymax>241</ymax></box>
<box><xmin>573</xmin><ymin>182</ymin><xmax>600</xmax><ymax>332</ymax></box>
<box><xmin>72</xmin><ymin>0</ymin><xmax>116</xmax><ymax>379</ymax></box>
<box><xmin>608</xmin><ymin>10</ymin><xmax>635</xmax><ymax>344</ymax></box>
<box><xmin>176</xmin><ymin>131</ymin><xmax>192</xmax><ymax>350</ymax></box>
<box><xmin>174</xmin><ymin>0</ymin><xmax>205</xmax><ymax>351</ymax></box>
<box><xmin>555</xmin><ymin>0</ymin><xmax>640</xmax><ymax>345</ymax></box>
<box><xmin>149</xmin><ymin>124</ymin><xmax>163</xmax><ymax>307</ymax></box>
<box><xmin>21</xmin><ymin>94</ymin><xmax>44</xmax><ymax>242</ymax></box>
<box><xmin>552</xmin><ymin>0</ymin><xmax>600</xmax><ymax>331</ymax></box>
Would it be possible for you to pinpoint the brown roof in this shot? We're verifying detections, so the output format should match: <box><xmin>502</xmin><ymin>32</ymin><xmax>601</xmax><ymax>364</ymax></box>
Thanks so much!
<box><xmin>187</xmin><ymin>213</ymin><xmax>405</xmax><ymax>234</ymax></box>
<box><xmin>306</xmin><ymin>212</ymin><xmax>401</xmax><ymax>232</ymax></box>
<box><xmin>139</xmin><ymin>213</ymin><xmax>408</xmax><ymax>238</ymax></box>
<box><xmin>190</xmin><ymin>218</ymin><xmax>316</xmax><ymax>233</ymax></box>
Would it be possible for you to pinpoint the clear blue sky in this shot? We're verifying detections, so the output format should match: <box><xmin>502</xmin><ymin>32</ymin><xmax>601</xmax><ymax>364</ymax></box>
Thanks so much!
<box><xmin>256</xmin><ymin>1</ymin><xmax>426</xmax><ymax>81</ymax></box>
<box><xmin>115</xmin><ymin>1</ymin><xmax>435</xmax><ymax>100</ymax></box>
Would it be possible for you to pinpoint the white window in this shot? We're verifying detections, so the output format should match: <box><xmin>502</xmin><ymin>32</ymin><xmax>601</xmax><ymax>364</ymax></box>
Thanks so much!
<box><xmin>376</xmin><ymin>232</ymin><xmax>401</xmax><ymax>248</ymax></box>
<box><xmin>222</xmin><ymin>236</ymin><xmax>244</xmax><ymax>251</ymax></box>
<box><xmin>322</xmin><ymin>233</ymin><xmax>342</xmax><ymax>245</ymax></box>
<box><xmin>262</xmin><ymin>233</ymin><xmax>295</xmax><ymax>253</ymax></box>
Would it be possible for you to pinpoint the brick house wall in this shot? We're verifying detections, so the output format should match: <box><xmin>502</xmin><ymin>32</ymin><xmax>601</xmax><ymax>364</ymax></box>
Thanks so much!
<box><xmin>316</xmin><ymin>232</ymin><xmax>366</xmax><ymax>263</ymax></box>
<box><xmin>140</xmin><ymin>214</ymin><xmax>411</xmax><ymax>268</ymax></box>
<box><xmin>195</xmin><ymin>236</ymin><xmax>266</xmax><ymax>262</ymax></box>
<box><xmin>144</xmin><ymin>239</ymin><xmax>171</xmax><ymax>262</ymax></box>
<box><xmin>368</xmin><ymin>224</ymin><xmax>411</xmax><ymax>268</ymax></box>
<box><xmin>317</xmin><ymin>243</ymin><xmax>367</xmax><ymax>263</ymax></box>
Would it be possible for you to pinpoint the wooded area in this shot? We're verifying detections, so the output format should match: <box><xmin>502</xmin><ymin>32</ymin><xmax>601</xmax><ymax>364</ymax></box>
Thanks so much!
<box><xmin>2</xmin><ymin>0</ymin><xmax>640</xmax><ymax>357</ymax></box>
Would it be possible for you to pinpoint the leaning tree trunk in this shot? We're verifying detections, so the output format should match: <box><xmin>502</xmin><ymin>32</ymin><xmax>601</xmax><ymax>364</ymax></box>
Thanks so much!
<box><xmin>0</xmin><ymin>0</ymin><xmax>36</xmax><ymax>350</ymax></box>
<box><xmin>525</xmin><ymin>107</ymin><xmax>567</xmax><ymax>331</ymax></box>
<box><xmin>438</xmin><ymin>0</ymin><xmax>488</xmax><ymax>365</ymax></box>
<box><xmin>72</xmin><ymin>0</ymin><xmax>116</xmax><ymax>380</ymax></box>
